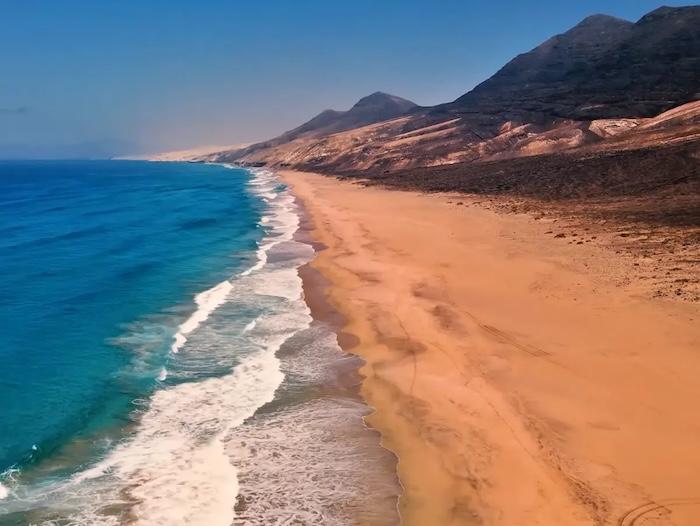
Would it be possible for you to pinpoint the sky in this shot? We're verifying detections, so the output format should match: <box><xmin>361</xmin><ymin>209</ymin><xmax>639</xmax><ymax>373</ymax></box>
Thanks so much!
<box><xmin>0</xmin><ymin>0</ymin><xmax>692</xmax><ymax>158</ymax></box>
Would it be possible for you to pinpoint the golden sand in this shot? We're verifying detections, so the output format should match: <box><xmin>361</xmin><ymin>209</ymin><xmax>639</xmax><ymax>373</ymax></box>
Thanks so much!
<box><xmin>282</xmin><ymin>170</ymin><xmax>700</xmax><ymax>526</ymax></box>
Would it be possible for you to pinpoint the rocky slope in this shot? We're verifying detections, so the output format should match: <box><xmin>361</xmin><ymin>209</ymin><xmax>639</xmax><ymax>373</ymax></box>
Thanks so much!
<box><xmin>204</xmin><ymin>6</ymin><xmax>699</xmax><ymax>173</ymax></box>
<box><xmin>450</xmin><ymin>6</ymin><xmax>700</xmax><ymax>120</ymax></box>
<box><xmin>208</xmin><ymin>100</ymin><xmax>700</xmax><ymax>173</ymax></box>
<box><xmin>224</xmin><ymin>92</ymin><xmax>417</xmax><ymax>162</ymax></box>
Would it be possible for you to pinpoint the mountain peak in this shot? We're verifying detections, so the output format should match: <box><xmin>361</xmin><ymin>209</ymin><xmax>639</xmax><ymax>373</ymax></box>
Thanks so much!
<box><xmin>451</xmin><ymin>4</ymin><xmax>698</xmax><ymax>120</ymax></box>
<box><xmin>556</xmin><ymin>13</ymin><xmax>633</xmax><ymax>45</ymax></box>
<box><xmin>637</xmin><ymin>5</ymin><xmax>700</xmax><ymax>24</ymax></box>
<box><xmin>364</xmin><ymin>90</ymin><xmax>393</xmax><ymax>99</ymax></box>
<box><xmin>575</xmin><ymin>13</ymin><xmax>632</xmax><ymax>28</ymax></box>
<box><xmin>265</xmin><ymin>91</ymin><xmax>416</xmax><ymax>146</ymax></box>
<box><xmin>452</xmin><ymin>10</ymin><xmax>635</xmax><ymax>117</ymax></box>
<box><xmin>208</xmin><ymin>4</ymin><xmax>700</xmax><ymax>168</ymax></box>
<box><xmin>350</xmin><ymin>91</ymin><xmax>417</xmax><ymax>112</ymax></box>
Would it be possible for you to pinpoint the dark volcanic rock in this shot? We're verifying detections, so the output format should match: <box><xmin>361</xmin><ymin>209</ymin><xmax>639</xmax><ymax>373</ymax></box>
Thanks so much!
<box><xmin>451</xmin><ymin>6</ymin><xmax>700</xmax><ymax>120</ymax></box>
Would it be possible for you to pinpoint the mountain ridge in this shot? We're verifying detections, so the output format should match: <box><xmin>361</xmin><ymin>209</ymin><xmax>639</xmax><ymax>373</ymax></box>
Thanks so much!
<box><xmin>285</xmin><ymin>91</ymin><xmax>417</xmax><ymax>138</ymax></box>
<box><xmin>202</xmin><ymin>5</ymin><xmax>699</xmax><ymax>172</ymax></box>
<box><xmin>226</xmin><ymin>91</ymin><xmax>417</xmax><ymax>161</ymax></box>
<box><xmin>448</xmin><ymin>5</ymin><xmax>700</xmax><ymax>120</ymax></box>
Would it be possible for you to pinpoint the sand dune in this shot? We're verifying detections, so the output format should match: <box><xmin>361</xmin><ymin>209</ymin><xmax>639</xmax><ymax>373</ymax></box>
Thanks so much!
<box><xmin>284</xmin><ymin>171</ymin><xmax>700</xmax><ymax>525</ymax></box>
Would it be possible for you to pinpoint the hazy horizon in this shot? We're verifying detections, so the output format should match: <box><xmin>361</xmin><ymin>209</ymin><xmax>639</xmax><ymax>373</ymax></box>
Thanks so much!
<box><xmin>0</xmin><ymin>0</ymin><xmax>692</xmax><ymax>159</ymax></box>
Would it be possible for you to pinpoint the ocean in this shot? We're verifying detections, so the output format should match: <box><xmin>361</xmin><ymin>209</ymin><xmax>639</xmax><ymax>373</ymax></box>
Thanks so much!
<box><xmin>0</xmin><ymin>161</ymin><xmax>398</xmax><ymax>525</ymax></box>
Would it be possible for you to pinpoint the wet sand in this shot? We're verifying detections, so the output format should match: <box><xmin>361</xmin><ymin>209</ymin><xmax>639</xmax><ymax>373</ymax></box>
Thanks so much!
<box><xmin>282</xmin><ymin>170</ymin><xmax>700</xmax><ymax>526</ymax></box>
<box><xmin>223</xmin><ymin>191</ymin><xmax>400</xmax><ymax>526</ymax></box>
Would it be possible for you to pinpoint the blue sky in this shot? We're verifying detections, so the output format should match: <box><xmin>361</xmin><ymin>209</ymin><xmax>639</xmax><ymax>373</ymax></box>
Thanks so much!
<box><xmin>0</xmin><ymin>0</ymin><xmax>691</xmax><ymax>158</ymax></box>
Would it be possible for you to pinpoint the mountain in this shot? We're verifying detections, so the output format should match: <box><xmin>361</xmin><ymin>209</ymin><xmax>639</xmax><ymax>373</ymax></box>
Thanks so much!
<box><xmin>281</xmin><ymin>92</ymin><xmax>417</xmax><ymax>139</ymax></box>
<box><xmin>224</xmin><ymin>92</ymin><xmax>417</xmax><ymax>162</ymax></box>
<box><xmin>324</xmin><ymin>92</ymin><xmax>418</xmax><ymax>132</ymax></box>
<box><xmin>204</xmin><ymin>6</ymin><xmax>699</xmax><ymax>172</ymax></box>
<box><xmin>450</xmin><ymin>6</ymin><xmax>700</xmax><ymax>120</ymax></box>
<box><xmin>449</xmin><ymin>14</ymin><xmax>634</xmax><ymax>121</ymax></box>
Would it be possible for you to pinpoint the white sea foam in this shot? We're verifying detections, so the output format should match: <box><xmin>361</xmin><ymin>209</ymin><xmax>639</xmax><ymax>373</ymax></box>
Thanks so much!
<box><xmin>242</xmin><ymin>319</ymin><xmax>257</xmax><ymax>333</ymax></box>
<box><xmin>104</xmin><ymin>169</ymin><xmax>311</xmax><ymax>525</ymax></box>
<box><xmin>167</xmin><ymin>169</ymin><xmax>291</xmax><ymax>357</ymax></box>
<box><xmin>223</xmin><ymin>317</ymin><xmax>400</xmax><ymax>524</ymax></box>
<box><xmin>17</xmin><ymin>167</ymin><xmax>316</xmax><ymax>526</ymax></box>
<box><xmin>0</xmin><ymin>466</ymin><xmax>20</xmax><ymax>504</ymax></box>
<box><xmin>226</xmin><ymin>398</ymin><xmax>399</xmax><ymax>525</ymax></box>
<box><xmin>170</xmin><ymin>280</ymin><xmax>233</xmax><ymax>353</ymax></box>
<box><xmin>85</xmin><ymin>343</ymin><xmax>290</xmax><ymax>525</ymax></box>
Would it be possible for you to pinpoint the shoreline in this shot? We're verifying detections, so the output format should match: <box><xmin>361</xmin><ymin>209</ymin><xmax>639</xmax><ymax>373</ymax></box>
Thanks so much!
<box><xmin>281</xmin><ymin>169</ymin><xmax>700</xmax><ymax>525</ymax></box>
<box><xmin>292</xmin><ymin>189</ymin><xmax>403</xmax><ymax>524</ymax></box>
<box><xmin>0</xmin><ymin>165</ymin><xmax>403</xmax><ymax>525</ymax></box>
<box><xmin>226</xmin><ymin>168</ymin><xmax>400</xmax><ymax>525</ymax></box>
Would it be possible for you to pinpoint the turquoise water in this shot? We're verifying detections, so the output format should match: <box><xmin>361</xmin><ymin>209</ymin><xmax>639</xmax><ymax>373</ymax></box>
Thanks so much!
<box><xmin>0</xmin><ymin>161</ymin><xmax>267</xmax><ymax>517</ymax></box>
<box><xmin>0</xmin><ymin>161</ymin><xmax>261</xmax><ymax>474</ymax></box>
<box><xmin>0</xmin><ymin>161</ymin><xmax>399</xmax><ymax>525</ymax></box>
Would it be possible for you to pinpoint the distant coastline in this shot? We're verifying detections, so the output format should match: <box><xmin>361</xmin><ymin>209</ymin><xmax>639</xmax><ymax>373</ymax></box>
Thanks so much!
<box><xmin>115</xmin><ymin>143</ymin><xmax>251</xmax><ymax>162</ymax></box>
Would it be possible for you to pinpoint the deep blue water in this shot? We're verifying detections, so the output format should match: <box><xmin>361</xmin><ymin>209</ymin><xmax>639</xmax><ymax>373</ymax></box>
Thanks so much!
<box><xmin>0</xmin><ymin>160</ymin><xmax>262</xmax><ymax>477</ymax></box>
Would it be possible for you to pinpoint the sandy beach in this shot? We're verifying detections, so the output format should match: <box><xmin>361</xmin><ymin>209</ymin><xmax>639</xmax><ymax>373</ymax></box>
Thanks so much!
<box><xmin>282</xmin><ymin>170</ymin><xmax>700</xmax><ymax>526</ymax></box>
